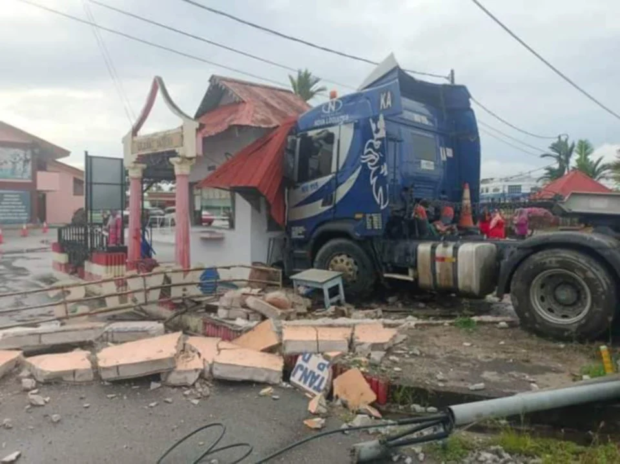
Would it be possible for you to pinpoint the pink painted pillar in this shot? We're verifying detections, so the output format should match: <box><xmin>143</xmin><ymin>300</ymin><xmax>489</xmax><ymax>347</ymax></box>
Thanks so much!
<box><xmin>126</xmin><ymin>163</ymin><xmax>146</xmax><ymax>270</ymax></box>
<box><xmin>171</xmin><ymin>157</ymin><xmax>194</xmax><ymax>269</ymax></box>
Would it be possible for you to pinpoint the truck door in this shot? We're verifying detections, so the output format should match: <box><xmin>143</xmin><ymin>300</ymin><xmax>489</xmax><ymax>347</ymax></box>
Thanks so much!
<box><xmin>288</xmin><ymin>126</ymin><xmax>340</xmax><ymax>234</ymax></box>
<box><xmin>407</xmin><ymin>130</ymin><xmax>443</xmax><ymax>199</ymax></box>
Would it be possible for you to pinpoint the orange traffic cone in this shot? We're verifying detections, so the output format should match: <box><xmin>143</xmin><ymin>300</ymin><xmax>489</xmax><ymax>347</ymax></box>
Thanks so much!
<box><xmin>458</xmin><ymin>183</ymin><xmax>475</xmax><ymax>228</ymax></box>
<box><xmin>43</xmin><ymin>221</ymin><xmax>49</xmax><ymax>234</ymax></box>
<box><xmin>0</xmin><ymin>228</ymin><xmax>3</xmax><ymax>245</ymax></box>
<box><xmin>20</xmin><ymin>224</ymin><xmax>28</xmax><ymax>237</ymax></box>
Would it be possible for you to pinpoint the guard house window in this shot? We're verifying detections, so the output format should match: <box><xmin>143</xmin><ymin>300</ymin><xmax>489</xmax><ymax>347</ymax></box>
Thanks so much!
<box><xmin>73</xmin><ymin>178</ymin><xmax>84</xmax><ymax>196</ymax></box>
<box><xmin>297</xmin><ymin>129</ymin><xmax>336</xmax><ymax>183</ymax></box>
<box><xmin>411</xmin><ymin>132</ymin><xmax>436</xmax><ymax>162</ymax></box>
<box><xmin>508</xmin><ymin>185</ymin><xmax>522</xmax><ymax>194</ymax></box>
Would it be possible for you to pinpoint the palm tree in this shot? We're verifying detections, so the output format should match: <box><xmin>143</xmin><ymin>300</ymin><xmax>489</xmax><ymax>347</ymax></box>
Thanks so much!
<box><xmin>574</xmin><ymin>139</ymin><xmax>610</xmax><ymax>181</ymax></box>
<box><xmin>608</xmin><ymin>148</ymin><xmax>620</xmax><ymax>187</ymax></box>
<box><xmin>289</xmin><ymin>69</ymin><xmax>327</xmax><ymax>101</ymax></box>
<box><xmin>538</xmin><ymin>136</ymin><xmax>575</xmax><ymax>182</ymax></box>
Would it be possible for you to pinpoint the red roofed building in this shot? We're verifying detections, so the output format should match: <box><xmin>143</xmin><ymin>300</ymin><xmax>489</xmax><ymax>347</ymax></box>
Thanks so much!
<box><xmin>531</xmin><ymin>169</ymin><xmax>612</xmax><ymax>200</ymax></box>
<box><xmin>189</xmin><ymin>76</ymin><xmax>309</xmax><ymax>219</ymax></box>
<box><xmin>0</xmin><ymin>121</ymin><xmax>84</xmax><ymax>226</ymax></box>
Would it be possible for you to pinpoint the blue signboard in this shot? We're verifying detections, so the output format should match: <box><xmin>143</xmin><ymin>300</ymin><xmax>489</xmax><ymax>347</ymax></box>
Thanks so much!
<box><xmin>0</xmin><ymin>190</ymin><xmax>31</xmax><ymax>224</ymax></box>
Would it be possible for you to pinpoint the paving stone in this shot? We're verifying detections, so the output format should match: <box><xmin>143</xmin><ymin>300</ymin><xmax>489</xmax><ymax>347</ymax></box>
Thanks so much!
<box><xmin>282</xmin><ymin>326</ymin><xmax>352</xmax><ymax>354</ymax></box>
<box><xmin>0</xmin><ymin>350</ymin><xmax>23</xmax><ymax>380</ymax></box>
<box><xmin>101</xmin><ymin>321</ymin><xmax>164</xmax><ymax>343</ymax></box>
<box><xmin>25</xmin><ymin>350</ymin><xmax>93</xmax><ymax>383</ymax></box>
<box><xmin>212</xmin><ymin>347</ymin><xmax>283</xmax><ymax>385</ymax></box>
<box><xmin>185</xmin><ymin>336</ymin><xmax>221</xmax><ymax>378</ymax></box>
<box><xmin>232</xmin><ymin>320</ymin><xmax>280</xmax><ymax>352</ymax></box>
<box><xmin>161</xmin><ymin>350</ymin><xmax>203</xmax><ymax>387</ymax></box>
<box><xmin>97</xmin><ymin>332</ymin><xmax>183</xmax><ymax>381</ymax></box>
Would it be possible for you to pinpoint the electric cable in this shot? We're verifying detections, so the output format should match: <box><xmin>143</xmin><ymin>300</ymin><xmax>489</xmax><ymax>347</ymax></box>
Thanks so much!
<box><xmin>470</xmin><ymin>0</ymin><xmax>620</xmax><ymax>122</ymax></box>
<box><xmin>479</xmin><ymin>127</ymin><xmax>543</xmax><ymax>158</ymax></box>
<box><xmin>180</xmin><ymin>0</ymin><xmax>448</xmax><ymax>80</ymax></box>
<box><xmin>14</xmin><ymin>0</ymin><xmax>291</xmax><ymax>89</ymax></box>
<box><xmin>478</xmin><ymin>120</ymin><xmax>547</xmax><ymax>153</ymax></box>
<box><xmin>89</xmin><ymin>0</ymin><xmax>356</xmax><ymax>91</ymax></box>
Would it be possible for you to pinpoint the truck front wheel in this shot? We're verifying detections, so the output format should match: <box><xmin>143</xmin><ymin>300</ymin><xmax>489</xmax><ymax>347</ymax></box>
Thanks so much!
<box><xmin>511</xmin><ymin>248</ymin><xmax>616</xmax><ymax>340</ymax></box>
<box><xmin>314</xmin><ymin>238</ymin><xmax>376</xmax><ymax>297</ymax></box>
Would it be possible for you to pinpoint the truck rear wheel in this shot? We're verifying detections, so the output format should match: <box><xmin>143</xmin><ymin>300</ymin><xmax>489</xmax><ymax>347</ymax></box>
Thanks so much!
<box><xmin>314</xmin><ymin>238</ymin><xmax>376</xmax><ymax>297</ymax></box>
<box><xmin>511</xmin><ymin>248</ymin><xmax>616</xmax><ymax>340</ymax></box>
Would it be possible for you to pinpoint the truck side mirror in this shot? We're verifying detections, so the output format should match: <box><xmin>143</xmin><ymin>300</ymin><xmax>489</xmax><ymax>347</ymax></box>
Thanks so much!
<box><xmin>283</xmin><ymin>135</ymin><xmax>297</xmax><ymax>185</ymax></box>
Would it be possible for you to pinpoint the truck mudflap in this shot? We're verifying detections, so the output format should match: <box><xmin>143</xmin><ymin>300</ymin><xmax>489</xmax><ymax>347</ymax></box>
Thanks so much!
<box><xmin>496</xmin><ymin>232</ymin><xmax>620</xmax><ymax>298</ymax></box>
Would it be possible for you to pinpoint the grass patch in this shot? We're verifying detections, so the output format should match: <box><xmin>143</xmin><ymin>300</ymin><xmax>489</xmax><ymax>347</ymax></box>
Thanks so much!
<box><xmin>495</xmin><ymin>430</ymin><xmax>620</xmax><ymax>464</ymax></box>
<box><xmin>426</xmin><ymin>434</ymin><xmax>479</xmax><ymax>462</ymax></box>
<box><xmin>580</xmin><ymin>363</ymin><xmax>607</xmax><ymax>379</ymax></box>
<box><xmin>454</xmin><ymin>316</ymin><xmax>477</xmax><ymax>331</ymax></box>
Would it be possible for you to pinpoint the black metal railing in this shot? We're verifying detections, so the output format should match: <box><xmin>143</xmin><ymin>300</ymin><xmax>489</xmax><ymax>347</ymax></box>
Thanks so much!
<box><xmin>58</xmin><ymin>224</ymin><xmax>119</xmax><ymax>268</ymax></box>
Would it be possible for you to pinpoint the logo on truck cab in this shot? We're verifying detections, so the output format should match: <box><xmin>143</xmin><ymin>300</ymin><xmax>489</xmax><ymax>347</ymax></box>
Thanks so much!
<box><xmin>321</xmin><ymin>99</ymin><xmax>343</xmax><ymax>114</ymax></box>
<box><xmin>380</xmin><ymin>91</ymin><xmax>392</xmax><ymax>110</ymax></box>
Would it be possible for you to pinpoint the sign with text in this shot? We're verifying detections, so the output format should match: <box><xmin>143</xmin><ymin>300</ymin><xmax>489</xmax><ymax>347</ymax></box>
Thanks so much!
<box><xmin>290</xmin><ymin>353</ymin><xmax>331</xmax><ymax>396</ymax></box>
<box><xmin>0</xmin><ymin>147</ymin><xmax>32</xmax><ymax>180</ymax></box>
<box><xmin>0</xmin><ymin>190</ymin><xmax>31</xmax><ymax>224</ymax></box>
<box><xmin>131</xmin><ymin>128</ymin><xmax>183</xmax><ymax>156</ymax></box>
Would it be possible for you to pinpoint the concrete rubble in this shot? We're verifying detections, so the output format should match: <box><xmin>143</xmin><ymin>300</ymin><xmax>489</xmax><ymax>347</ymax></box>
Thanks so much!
<box><xmin>352</xmin><ymin>323</ymin><xmax>399</xmax><ymax>354</ymax></box>
<box><xmin>0</xmin><ymin>350</ymin><xmax>23</xmax><ymax>379</ymax></box>
<box><xmin>161</xmin><ymin>350</ymin><xmax>203</xmax><ymax>387</ymax></box>
<box><xmin>212</xmin><ymin>346</ymin><xmax>283</xmax><ymax>385</ymax></box>
<box><xmin>25</xmin><ymin>350</ymin><xmax>94</xmax><ymax>383</ymax></box>
<box><xmin>185</xmin><ymin>336</ymin><xmax>220</xmax><ymax>378</ymax></box>
<box><xmin>0</xmin><ymin>323</ymin><xmax>105</xmax><ymax>352</ymax></box>
<box><xmin>97</xmin><ymin>332</ymin><xmax>183</xmax><ymax>381</ymax></box>
<box><xmin>232</xmin><ymin>320</ymin><xmax>280</xmax><ymax>352</ymax></box>
<box><xmin>282</xmin><ymin>326</ymin><xmax>352</xmax><ymax>354</ymax></box>
<box><xmin>101</xmin><ymin>321</ymin><xmax>165</xmax><ymax>343</ymax></box>
<box><xmin>333</xmin><ymin>368</ymin><xmax>377</xmax><ymax>411</ymax></box>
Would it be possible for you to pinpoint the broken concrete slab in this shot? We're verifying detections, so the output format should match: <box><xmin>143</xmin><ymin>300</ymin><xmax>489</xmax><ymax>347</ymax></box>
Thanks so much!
<box><xmin>161</xmin><ymin>351</ymin><xmax>203</xmax><ymax>387</ymax></box>
<box><xmin>212</xmin><ymin>347</ymin><xmax>283</xmax><ymax>385</ymax></box>
<box><xmin>219</xmin><ymin>290</ymin><xmax>244</xmax><ymax>309</ymax></box>
<box><xmin>101</xmin><ymin>321</ymin><xmax>164</xmax><ymax>343</ymax></box>
<box><xmin>97</xmin><ymin>332</ymin><xmax>183</xmax><ymax>381</ymax></box>
<box><xmin>185</xmin><ymin>336</ymin><xmax>220</xmax><ymax>377</ymax></box>
<box><xmin>245</xmin><ymin>296</ymin><xmax>292</xmax><ymax>320</ymax></box>
<box><xmin>217</xmin><ymin>307</ymin><xmax>252</xmax><ymax>320</ymax></box>
<box><xmin>25</xmin><ymin>350</ymin><xmax>93</xmax><ymax>383</ymax></box>
<box><xmin>308</xmin><ymin>393</ymin><xmax>328</xmax><ymax>415</ymax></box>
<box><xmin>333</xmin><ymin>368</ymin><xmax>377</xmax><ymax>411</ymax></box>
<box><xmin>0</xmin><ymin>350</ymin><xmax>22</xmax><ymax>380</ymax></box>
<box><xmin>232</xmin><ymin>320</ymin><xmax>280</xmax><ymax>352</ymax></box>
<box><xmin>353</xmin><ymin>323</ymin><xmax>398</xmax><ymax>354</ymax></box>
<box><xmin>0</xmin><ymin>323</ymin><xmax>106</xmax><ymax>352</ymax></box>
<box><xmin>282</xmin><ymin>326</ymin><xmax>352</xmax><ymax>355</ymax></box>
<box><xmin>304</xmin><ymin>417</ymin><xmax>325</xmax><ymax>430</ymax></box>
<box><xmin>264</xmin><ymin>291</ymin><xmax>292</xmax><ymax>310</ymax></box>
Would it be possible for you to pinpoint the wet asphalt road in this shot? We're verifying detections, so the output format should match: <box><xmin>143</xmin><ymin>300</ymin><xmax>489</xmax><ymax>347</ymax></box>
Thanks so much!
<box><xmin>0</xmin><ymin>377</ymin><xmax>365</xmax><ymax>464</ymax></box>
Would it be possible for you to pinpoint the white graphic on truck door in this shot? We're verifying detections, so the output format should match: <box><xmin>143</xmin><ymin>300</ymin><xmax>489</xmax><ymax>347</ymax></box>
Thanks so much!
<box><xmin>361</xmin><ymin>114</ymin><xmax>389</xmax><ymax>210</ymax></box>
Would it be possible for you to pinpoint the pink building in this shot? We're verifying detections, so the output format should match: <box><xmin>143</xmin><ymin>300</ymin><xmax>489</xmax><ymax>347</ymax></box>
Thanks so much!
<box><xmin>41</xmin><ymin>160</ymin><xmax>84</xmax><ymax>225</ymax></box>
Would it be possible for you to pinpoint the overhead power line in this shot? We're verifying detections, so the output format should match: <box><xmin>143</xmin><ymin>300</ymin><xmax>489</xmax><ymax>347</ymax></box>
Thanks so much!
<box><xmin>471</xmin><ymin>0</ymin><xmax>620</xmax><ymax>122</ymax></box>
<box><xmin>14</xmin><ymin>0</ymin><xmax>291</xmax><ymax>89</ymax></box>
<box><xmin>479</xmin><ymin>127</ymin><xmax>544</xmax><ymax>158</ymax></box>
<box><xmin>82</xmin><ymin>1</ymin><xmax>135</xmax><ymax>125</ymax></box>
<box><xmin>478</xmin><ymin>120</ymin><xmax>547</xmax><ymax>153</ymax></box>
<box><xmin>471</xmin><ymin>97</ymin><xmax>559</xmax><ymax>140</ymax></box>
<box><xmin>89</xmin><ymin>0</ymin><xmax>355</xmax><ymax>91</ymax></box>
<box><xmin>180</xmin><ymin>0</ymin><xmax>448</xmax><ymax>80</ymax></box>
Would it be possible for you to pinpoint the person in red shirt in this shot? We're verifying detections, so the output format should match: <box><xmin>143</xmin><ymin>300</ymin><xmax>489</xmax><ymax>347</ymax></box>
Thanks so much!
<box><xmin>487</xmin><ymin>209</ymin><xmax>506</xmax><ymax>239</ymax></box>
<box><xmin>478</xmin><ymin>207</ymin><xmax>491</xmax><ymax>237</ymax></box>
<box><xmin>107</xmin><ymin>210</ymin><xmax>123</xmax><ymax>246</ymax></box>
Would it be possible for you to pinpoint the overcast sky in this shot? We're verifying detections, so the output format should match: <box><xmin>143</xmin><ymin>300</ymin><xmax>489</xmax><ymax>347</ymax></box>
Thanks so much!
<box><xmin>1</xmin><ymin>0</ymin><xmax>619</xmax><ymax>179</ymax></box>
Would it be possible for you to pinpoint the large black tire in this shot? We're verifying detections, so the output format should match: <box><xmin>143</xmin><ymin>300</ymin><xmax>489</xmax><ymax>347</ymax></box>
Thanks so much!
<box><xmin>314</xmin><ymin>238</ymin><xmax>377</xmax><ymax>298</ymax></box>
<box><xmin>511</xmin><ymin>248</ymin><xmax>616</xmax><ymax>341</ymax></box>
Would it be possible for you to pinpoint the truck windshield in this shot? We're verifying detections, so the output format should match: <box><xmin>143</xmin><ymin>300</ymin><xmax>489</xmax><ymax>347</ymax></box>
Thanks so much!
<box><xmin>297</xmin><ymin>129</ymin><xmax>336</xmax><ymax>183</ymax></box>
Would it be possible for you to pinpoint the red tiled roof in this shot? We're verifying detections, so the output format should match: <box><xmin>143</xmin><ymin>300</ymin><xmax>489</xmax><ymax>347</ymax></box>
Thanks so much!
<box><xmin>0</xmin><ymin>121</ymin><xmax>70</xmax><ymax>159</ymax></box>
<box><xmin>197</xmin><ymin>76</ymin><xmax>309</xmax><ymax>138</ymax></box>
<box><xmin>199</xmin><ymin>118</ymin><xmax>296</xmax><ymax>226</ymax></box>
<box><xmin>532</xmin><ymin>169</ymin><xmax>612</xmax><ymax>200</ymax></box>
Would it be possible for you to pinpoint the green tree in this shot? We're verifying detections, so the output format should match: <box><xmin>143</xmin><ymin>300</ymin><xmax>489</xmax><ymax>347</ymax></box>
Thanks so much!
<box><xmin>538</xmin><ymin>136</ymin><xmax>575</xmax><ymax>182</ymax></box>
<box><xmin>288</xmin><ymin>69</ymin><xmax>327</xmax><ymax>101</ymax></box>
<box><xmin>574</xmin><ymin>139</ymin><xmax>609</xmax><ymax>181</ymax></box>
<box><xmin>608</xmin><ymin>148</ymin><xmax>620</xmax><ymax>187</ymax></box>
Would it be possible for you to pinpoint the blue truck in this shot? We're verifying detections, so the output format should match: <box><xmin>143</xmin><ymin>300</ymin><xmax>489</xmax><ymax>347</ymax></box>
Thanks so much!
<box><xmin>281</xmin><ymin>59</ymin><xmax>620</xmax><ymax>341</ymax></box>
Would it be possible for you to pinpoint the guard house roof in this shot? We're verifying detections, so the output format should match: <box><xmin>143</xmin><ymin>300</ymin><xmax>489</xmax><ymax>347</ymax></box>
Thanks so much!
<box><xmin>0</xmin><ymin>121</ymin><xmax>70</xmax><ymax>159</ymax></box>
<box><xmin>195</xmin><ymin>75</ymin><xmax>309</xmax><ymax>138</ymax></box>
<box><xmin>532</xmin><ymin>169</ymin><xmax>612</xmax><ymax>200</ymax></box>
<box><xmin>199</xmin><ymin>118</ymin><xmax>296</xmax><ymax>227</ymax></box>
